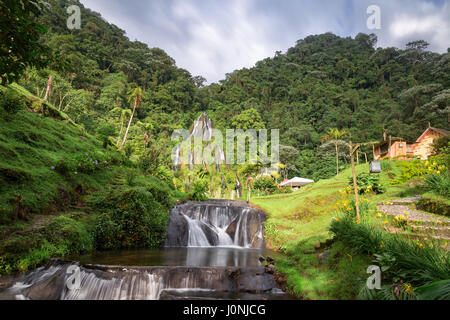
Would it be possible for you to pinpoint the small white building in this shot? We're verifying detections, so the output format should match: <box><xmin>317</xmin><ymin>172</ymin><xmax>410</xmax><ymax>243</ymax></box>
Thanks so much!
<box><xmin>278</xmin><ymin>177</ymin><xmax>314</xmax><ymax>189</ymax></box>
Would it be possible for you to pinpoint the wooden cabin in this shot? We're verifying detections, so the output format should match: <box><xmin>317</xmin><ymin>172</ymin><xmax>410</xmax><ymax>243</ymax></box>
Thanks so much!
<box><xmin>413</xmin><ymin>127</ymin><xmax>449</xmax><ymax>160</ymax></box>
<box><xmin>373</xmin><ymin>126</ymin><xmax>449</xmax><ymax>161</ymax></box>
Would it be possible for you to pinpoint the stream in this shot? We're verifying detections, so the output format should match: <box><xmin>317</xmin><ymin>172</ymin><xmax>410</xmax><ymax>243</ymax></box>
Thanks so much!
<box><xmin>0</xmin><ymin>200</ymin><xmax>289</xmax><ymax>300</ymax></box>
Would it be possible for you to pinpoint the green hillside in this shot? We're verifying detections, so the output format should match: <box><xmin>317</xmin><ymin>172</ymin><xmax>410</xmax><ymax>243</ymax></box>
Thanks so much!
<box><xmin>0</xmin><ymin>84</ymin><xmax>185</xmax><ymax>275</ymax></box>
<box><xmin>0</xmin><ymin>84</ymin><xmax>120</xmax><ymax>217</ymax></box>
<box><xmin>251</xmin><ymin>156</ymin><xmax>450</xmax><ymax>299</ymax></box>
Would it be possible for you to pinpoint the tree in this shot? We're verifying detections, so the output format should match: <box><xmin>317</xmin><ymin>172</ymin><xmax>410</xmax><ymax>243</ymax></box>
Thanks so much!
<box><xmin>0</xmin><ymin>0</ymin><xmax>53</xmax><ymax>84</ymax></box>
<box><xmin>111</xmin><ymin>107</ymin><xmax>132</xmax><ymax>146</ymax></box>
<box><xmin>321</xmin><ymin>128</ymin><xmax>350</xmax><ymax>175</ymax></box>
<box><xmin>119</xmin><ymin>87</ymin><xmax>144</xmax><ymax>151</ymax></box>
<box><xmin>231</xmin><ymin>108</ymin><xmax>265</xmax><ymax>130</ymax></box>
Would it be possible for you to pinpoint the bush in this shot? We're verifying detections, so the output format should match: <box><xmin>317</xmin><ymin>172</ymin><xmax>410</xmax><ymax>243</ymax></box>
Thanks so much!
<box><xmin>96</xmin><ymin>124</ymin><xmax>116</xmax><ymax>148</ymax></box>
<box><xmin>390</xmin><ymin>160</ymin><xmax>430</xmax><ymax>185</ymax></box>
<box><xmin>43</xmin><ymin>216</ymin><xmax>94</xmax><ymax>253</ymax></box>
<box><xmin>189</xmin><ymin>179</ymin><xmax>208</xmax><ymax>201</ymax></box>
<box><xmin>424</xmin><ymin>173</ymin><xmax>450</xmax><ymax>197</ymax></box>
<box><xmin>94</xmin><ymin>187</ymin><xmax>170</xmax><ymax>249</ymax></box>
<box><xmin>0</xmin><ymin>88</ymin><xmax>26</xmax><ymax>115</ymax></box>
<box><xmin>330</xmin><ymin>215</ymin><xmax>450</xmax><ymax>288</ymax></box>
<box><xmin>347</xmin><ymin>173</ymin><xmax>385</xmax><ymax>194</ymax></box>
<box><xmin>94</xmin><ymin>213</ymin><xmax>121</xmax><ymax>250</ymax></box>
<box><xmin>54</xmin><ymin>152</ymin><xmax>114</xmax><ymax>175</ymax></box>
<box><xmin>417</xmin><ymin>198</ymin><xmax>450</xmax><ymax>217</ymax></box>
<box><xmin>335</xmin><ymin>198</ymin><xmax>371</xmax><ymax>219</ymax></box>
<box><xmin>253</xmin><ymin>176</ymin><xmax>277</xmax><ymax>194</ymax></box>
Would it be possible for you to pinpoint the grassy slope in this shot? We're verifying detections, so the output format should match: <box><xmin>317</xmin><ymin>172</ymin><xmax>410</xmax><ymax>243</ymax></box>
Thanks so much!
<box><xmin>0</xmin><ymin>84</ymin><xmax>116</xmax><ymax>216</ymax></box>
<box><xmin>253</xmin><ymin>164</ymin><xmax>370</xmax><ymax>249</ymax></box>
<box><xmin>0</xmin><ymin>84</ymin><xmax>121</xmax><ymax>274</ymax></box>
<box><xmin>251</xmin><ymin>162</ymin><xmax>432</xmax><ymax>299</ymax></box>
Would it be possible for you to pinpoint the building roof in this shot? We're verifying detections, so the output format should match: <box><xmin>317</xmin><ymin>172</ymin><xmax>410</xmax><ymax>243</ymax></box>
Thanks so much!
<box><xmin>415</xmin><ymin>127</ymin><xmax>450</xmax><ymax>143</ymax></box>
<box><xmin>372</xmin><ymin>137</ymin><xmax>407</xmax><ymax>148</ymax></box>
<box><xmin>279</xmin><ymin>177</ymin><xmax>314</xmax><ymax>187</ymax></box>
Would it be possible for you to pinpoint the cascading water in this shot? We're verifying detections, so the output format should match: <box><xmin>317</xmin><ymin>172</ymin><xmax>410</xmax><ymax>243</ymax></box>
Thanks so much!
<box><xmin>0</xmin><ymin>200</ymin><xmax>289</xmax><ymax>300</ymax></box>
<box><xmin>172</xmin><ymin>112</ymin><xmax>225</xmax><ymax>170</ymax></box>
<box><xmin>165</xmin><ymin>200</ymin><xmax>265</xmax><ymax>249</ymax></box>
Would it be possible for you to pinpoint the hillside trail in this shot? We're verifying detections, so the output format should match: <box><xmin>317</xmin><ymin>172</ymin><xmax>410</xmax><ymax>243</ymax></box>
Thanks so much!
<box><xmin>0</xmin><ymin>205</ymin><xmax>88</xmax><ymax>242</ymax></box>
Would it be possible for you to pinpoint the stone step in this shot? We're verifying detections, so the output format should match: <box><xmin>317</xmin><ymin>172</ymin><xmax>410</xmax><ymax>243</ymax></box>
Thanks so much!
<box><xmin>379</xmin><ymin>196</ymin><xmax>421</xmax><ymax>206</ymax></box>
<box><xmin>410</xmin><ymin>225</ymin><xmax>450</xmax><ymax>237</ymax></box>
<box><xmin>378</xmin><ymin>204</ymin><xmax>450</xmax><ymax>226</ymax></box>
<box><xmin>397</xmin><ymin>232</ymin><xmax>450</xmax><ymax>242</ymax></box>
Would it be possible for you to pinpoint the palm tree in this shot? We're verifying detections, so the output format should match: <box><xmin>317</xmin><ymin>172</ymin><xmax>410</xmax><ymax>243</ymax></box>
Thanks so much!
<box><xmin>110</xmin><ymin>107</ymin><xmax>132</xmax><ymax>146</ymax></box>
<box><xmin>321</xmin><ymin>128</ymin><xmax>350</xmax><ymax>175</ymax></box>
<box><xmin>119</xmin><ymin>87</ymin><xmax>143</xmax><ymax>151</ymax></box>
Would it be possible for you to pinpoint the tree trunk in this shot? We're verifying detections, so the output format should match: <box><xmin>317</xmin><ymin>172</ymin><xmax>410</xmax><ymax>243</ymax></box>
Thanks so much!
<box><xmin>43</xmin><ymin>75</ymin><xmax>53</xmax><ymax>101</ymax></box>
<box><xmin>119</xmin><ymin>102</ymin><xmax>137</xmax><ymax>151</ymax></box>
<box><xmin>350</xmin><ymin>142</ymin><xmax>360</xmax><ymax>221</ymax></box>
<box><xmin>117</xmin><ymin>118</ymin><xmax>124</xmax><ymax>146</ymax></box>
<box><xmin>335</xmin><ymin>143</ymin><xmax>339</xmax><ymax>175</ymax></box>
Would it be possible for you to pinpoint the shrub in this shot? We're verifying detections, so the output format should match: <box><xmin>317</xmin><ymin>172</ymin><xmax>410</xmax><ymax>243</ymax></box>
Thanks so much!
<box><xmin>96</xmin><ymin>124</ymin><xmax>116</xmax><ymax>148</ymax></box>
<box><xmin>0</xmin><ymin>88</ymin><xmax>26</xmax><ymax>115</ymax></box>
<box><xmin>424</xmin><ymin>173</ymin><xmax>450</xmax><ymax>197</ymax></box>
<box><xmin>347</xmin><ymin>173</ymin><xmax>385</xmax><ymax>194</ymax></box>
<box><xmin>94</xmin><ymin>213</ymin><xmax>121</xmax><ymax>250</ymax></box>
<box><xmin>417</xmin><ymin>198</ymin><xmax>450</xmax><ymax>217</ymax></box>
<box><xmin>54</xmin><ymin>152</ymin><xmax>114</xmax><ymax>175</ymax></box>
<box><xmin>94</xmin><ymin>187</ymin><xmax>170</xmax><ymax>249</ymax></box>
<box><xmin>189</xmin><ymin>179</ymin><xmax>208</xmax><ymax>201</ymax></box>
<box><xmin>43</xmin><ymin>216</ymin><xmax>94</xmax><ymax>253</ymax></box>
<box><xmin>124</xmin><ymin>168</ymin><xmax>137</xmax><ymax>186</ymax></box>
<box><xmin>253</xmin><ymin>176</ymin><xmax>277</xmax><ymax>194</ymax></box>
<box><xmin>330</xmin><ymin>215</ymin><xmax>450</xmax><ymax>287</ymax></box>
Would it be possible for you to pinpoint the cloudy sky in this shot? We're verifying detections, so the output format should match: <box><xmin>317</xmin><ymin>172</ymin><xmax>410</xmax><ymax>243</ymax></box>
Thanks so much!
<box><xmin>79</xmin><ymin>0</ymin><xmax>450</xmax><ymax>83</ymax></box>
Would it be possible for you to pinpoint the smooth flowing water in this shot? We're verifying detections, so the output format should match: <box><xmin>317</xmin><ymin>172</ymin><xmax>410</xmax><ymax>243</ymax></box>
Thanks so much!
<box><xmin>0</xmin><ymin>200</ymin><xmax>289</xmax><ymax>300</ymax></box>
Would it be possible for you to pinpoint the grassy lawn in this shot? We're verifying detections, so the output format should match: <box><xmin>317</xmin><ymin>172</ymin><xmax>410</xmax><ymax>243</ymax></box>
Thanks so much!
<box><xmin>251</xmin><ymin>161</ymin><xmax>444</xmax><ymax>299</ymax></box>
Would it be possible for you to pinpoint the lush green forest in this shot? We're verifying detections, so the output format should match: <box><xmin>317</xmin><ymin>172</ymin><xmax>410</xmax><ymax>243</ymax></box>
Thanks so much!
<box><xmin>1</xmin><ymin>0</ymin><xmax>450</xmax><ymax>301</ymax></box>
<box><xmin>4</xmin><ymin>0</ymin><xmax>448</xmax><ymax>183</ymax></box>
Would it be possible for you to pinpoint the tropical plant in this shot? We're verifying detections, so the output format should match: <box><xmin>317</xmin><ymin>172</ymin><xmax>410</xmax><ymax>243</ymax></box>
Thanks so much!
<box><xmin>119</xmin><ymin>87</ymin><xmax>143</xmax><ymax>151</ymax></box>
<box><xmin>320</xmin><ymin>128</ymin><xmax>350</xmax><ymax>175</ymax></box>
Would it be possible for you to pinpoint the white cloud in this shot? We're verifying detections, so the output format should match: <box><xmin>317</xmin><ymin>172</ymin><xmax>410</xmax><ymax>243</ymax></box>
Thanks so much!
<box><xmin>80</xmin><ymin>0</ymin><xmax>450</xmax><ymax>83</ymax></box>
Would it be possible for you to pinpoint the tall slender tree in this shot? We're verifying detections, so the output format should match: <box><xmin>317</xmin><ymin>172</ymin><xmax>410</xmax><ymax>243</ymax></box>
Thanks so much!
<box><xmin>119</xmin><ymin>87</ymin><xmax>143</xmax><ymax>151</ymax></box>
<box><xmin>321</xmin><ymin>128</ymin><xmax>350</xmax><ymax>175</ymax></box>
<box><xmin>111</xmin><ymin>107</ymin><xmax>132</xmax><ymax>146</ymax></box>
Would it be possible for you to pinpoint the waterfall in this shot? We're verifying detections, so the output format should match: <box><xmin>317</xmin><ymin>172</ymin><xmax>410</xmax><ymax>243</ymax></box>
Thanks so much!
<box><xmin>0</xmin><ymin>200</ymin><xmax>290</xmax><ymax>300</ymax></box>
<box><xmin>183</xmin><ymin>215</ymin><xmax>212</xmax><ymax>247</ymax></box>
<box><xmin>234</xmin><ymin>209</ymin><xmax>249</xmax><ymax>247</ymax></box>
<box><xmin>0</xmin><ymin>260</ymin><xmax>287</xmax><ymax>300</ymax></box>
<box><xmin>165</xmin><ymin>200</ymin><xmax>266</xmax><ymax>249</ymax></box>
<box><xmin>173</xmin><ymin>112</ymin><xmax>225</xmax><ymax>170</ymax></box>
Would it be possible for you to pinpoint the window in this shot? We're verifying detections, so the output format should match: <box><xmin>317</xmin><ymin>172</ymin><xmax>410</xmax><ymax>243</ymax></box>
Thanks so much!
<box><xmin>407</xmin><ymin>144</ymin><xmax>412</xmax><ymax>152</ymax></box>
<box><xmin>399</xmin><ymin>143</ymin><xmax>403</xmax><ymax>148</ymax></box>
